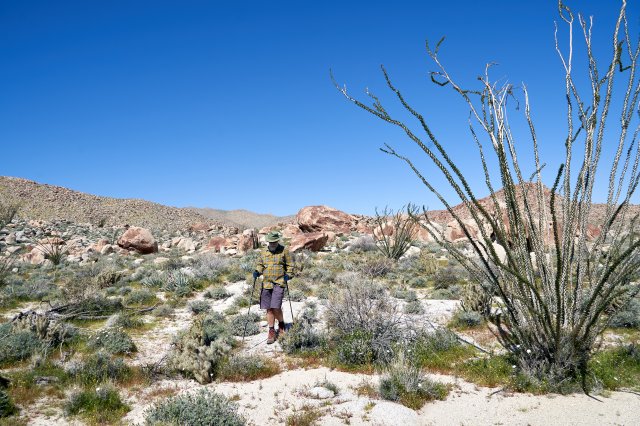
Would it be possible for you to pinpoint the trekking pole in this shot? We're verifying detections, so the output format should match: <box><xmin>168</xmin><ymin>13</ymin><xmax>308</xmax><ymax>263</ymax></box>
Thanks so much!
<box><xmin>284</xmin><ymin>277</ymin><xmax>294</xmax><ymax>330</ymax></box>
<box><xmin>242</xmin><ymin>276</ymin><xmax>258</xmax><ymax>342</ymax></box>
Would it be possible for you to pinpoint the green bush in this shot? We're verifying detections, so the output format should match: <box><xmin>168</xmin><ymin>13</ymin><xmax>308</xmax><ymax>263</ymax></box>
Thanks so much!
<box><xmin>280</xmin><ymin>304</ymin><xmax>325</xmax><ymax>355</ymax></box>
<box><xmin>335</xmin><ymin>330</ymin><xmax>375</xmax><ymax>366</ymax></box>
<box><xmin>451</xmin><ymin>311</ymin><xmax>483</xmax><ymax>328</ymax></box>
<box><xmin>64</xmin><ymin>385</ymin><xmax>129</xmax><ymax>423</ymax></box>
<box><xmin>144</xmin><ymin>389</ymin><xmax>245</xmax><ymax>426</ymax></box>
<box><xmin>111</xmin><ymin>314</ymin><xmax>144</xmax><ymax>329</ymax></box>
<box><xmin>0</xmin><ymin>323</ymin><xmax>42</xmax><ymax>365</ymax></box>
<box><xmin>152</xmin><ymin>304</ymin><xmax>175</xmax><ymax>318</ymax></box>
<box><xmin>218</xmin><ymin>354</ymin><xmax>280</xmax><ymax>382</ymax></box>
<box><xmin>288</xmin><ymin>289</ymin><xmax>305</xmax><ymax>302</ymax></box>
<box><xmin>404</xmin><ymin>300</ymin><xmax>424</xmax><ymax>315</ymax></box>
<box><xmin>0</xmin><ymin>389</ymin><xmax>17</xmax><ymax>418</ymax></box>
<box><xmin>433</xmin><ymin>266</ymin><xmax>464</xmax><ymax>289</ymax></box>
<box><xmin>89</xmin><ymin>328</ymin><xmax>137</xmax><ymax>355</ymax></box>
<box><xmin>408</xmin><ymin>276</ymin><xmax>429</xmax><ymax>288</ymax></box>
<box><xmin>429</xmin><ymin>285</ymin><xmax>461</xmax><ymax>300</ymax></box>
<box><xmin>379</xmin><ymin>353</ymin><xmax>448</xmax><ymax>409</ymax></box>
<box><xmin>609</xmin><ymin>298</ymin><xmax>640</xmax><ymax>328</ymax></box>
<box><xmin>72</xmin><ymin>352</ymin><xmax>131</xmax><ymax>385</ymax></box>
<box><xmin>189</xmin><ymin>300</ymin><xmax>211</xmax><ymax>315</ymax></box>
<box><xmin>124</xmin><ymin>288</ymin><xmax>156</xmax><ymax>305</ymax></box>
<box><xmin>227</xmin><ymin>313</ymin><xmax>260</xmax><ymax>337</ymax></box>
<box><xmin>204</xmin><ymin>287</ymin><xmax>230</xmax><ymax>300</ymax></box>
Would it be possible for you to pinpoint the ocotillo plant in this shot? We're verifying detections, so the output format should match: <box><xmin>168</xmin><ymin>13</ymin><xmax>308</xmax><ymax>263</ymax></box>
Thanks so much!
<box><xmin>336</xmin><ymin>0</ymin><xmax>640</xmax><ymax>389</ymax></box>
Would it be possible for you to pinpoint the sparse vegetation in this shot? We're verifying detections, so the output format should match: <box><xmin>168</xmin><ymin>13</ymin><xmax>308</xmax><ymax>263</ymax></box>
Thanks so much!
<box><xmin>144</xmin><ymin>389</ymin><xmax>246</xmax><ymax>426</ymax></box>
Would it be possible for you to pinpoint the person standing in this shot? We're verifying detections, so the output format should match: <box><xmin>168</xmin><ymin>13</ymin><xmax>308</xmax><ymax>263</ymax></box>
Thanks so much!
<box><xmin>253</xmin><ymin>231</ymin><xmax>294</xmax><ymax>344</ymax></box>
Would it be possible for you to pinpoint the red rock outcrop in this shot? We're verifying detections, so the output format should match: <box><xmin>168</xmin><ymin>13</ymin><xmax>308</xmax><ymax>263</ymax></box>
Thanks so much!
<box><xmin>296</xmin><ymin>206</ymin><xmax>352</xmax><ymax>234</ymax></box>
<box><xmin>290</xmin><ymin>232</ymin><xmax>329</xmax><ymax>252</ymax></box>
<box><xmin>117</xmin><ymin>227</ymin><xmax>158</xmax><ymax>254</ymax></box>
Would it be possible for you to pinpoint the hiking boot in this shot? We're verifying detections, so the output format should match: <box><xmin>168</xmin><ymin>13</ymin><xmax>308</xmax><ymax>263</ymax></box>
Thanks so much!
<box><xmin>278</xmin><ymin>322</ymin><xmax>287</xmax><ymax>338</ymax></box>
<box><xmin>267</xmin><ymin>328</ymin><xmax>276</xmax><ymax>344</ymax></box>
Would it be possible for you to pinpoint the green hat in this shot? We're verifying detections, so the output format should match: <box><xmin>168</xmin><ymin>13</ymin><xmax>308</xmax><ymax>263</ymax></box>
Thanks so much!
<box><xmin>265</xmin><ymin>231</ymin><xmax>282</xmax><ymax>243</ymax></box>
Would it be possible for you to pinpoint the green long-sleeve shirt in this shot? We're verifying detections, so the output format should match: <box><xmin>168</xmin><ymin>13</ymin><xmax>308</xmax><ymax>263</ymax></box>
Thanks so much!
<box><xmin>255</xmin><ymin>244</ymin><xmax>294</xmax><ymax>289</ymax></box>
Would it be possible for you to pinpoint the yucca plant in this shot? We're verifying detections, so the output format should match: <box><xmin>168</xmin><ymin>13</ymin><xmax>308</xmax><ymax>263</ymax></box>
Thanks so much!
<box><xmin>336</xmin><ymin>0</ymin><xmax>640</xmax><ymax>390</ymax></box>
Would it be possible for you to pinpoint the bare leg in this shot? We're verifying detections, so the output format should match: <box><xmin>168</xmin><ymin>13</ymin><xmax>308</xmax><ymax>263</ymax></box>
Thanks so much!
<box><xmin>266</xmin><ymin>309</ymin><xmax>275</xmax><ymax>327</ymax></box>
<box><xmin>273</xmin><ymin>308</ymin><xmax>284</xmax><ymax>327</ymax></box>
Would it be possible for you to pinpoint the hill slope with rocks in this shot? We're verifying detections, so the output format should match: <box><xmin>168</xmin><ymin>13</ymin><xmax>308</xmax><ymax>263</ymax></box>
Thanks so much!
<box><xmin>0</xmin><ymin>176</ymin><xmax>228</xmax><ymax>232</ymax></box>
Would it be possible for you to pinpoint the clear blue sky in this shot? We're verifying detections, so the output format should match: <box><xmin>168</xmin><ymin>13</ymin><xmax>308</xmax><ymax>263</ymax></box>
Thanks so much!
<box><xmin>1</xmin><ymin>1</ymin><xmax>637</xmax><ymax>216</ymax></box>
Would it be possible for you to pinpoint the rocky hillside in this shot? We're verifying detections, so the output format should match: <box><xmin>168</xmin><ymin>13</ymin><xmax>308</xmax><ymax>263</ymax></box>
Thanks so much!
<box><xmin>186</xmin><ymin>207</ymin><xmax>295</xmax><ymax>230</ymax></box>
<box><xmin>0</xmin><ymin>176</ymin><xmax>223</xmax><ymax>232</ymax></box>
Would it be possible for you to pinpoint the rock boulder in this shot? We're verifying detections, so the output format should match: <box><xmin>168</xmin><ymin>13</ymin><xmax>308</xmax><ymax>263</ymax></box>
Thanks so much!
<box><xmin>117</xmin><ymin>227</ymin><xmax>158</xmax><ymax>254</ymax></box>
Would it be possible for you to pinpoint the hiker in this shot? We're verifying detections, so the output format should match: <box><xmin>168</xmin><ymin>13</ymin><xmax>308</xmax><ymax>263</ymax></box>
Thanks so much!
<box><xmin>253</xmin><ymin>231</ymin><xmax>295</xmax><ymax>344</ymax></box>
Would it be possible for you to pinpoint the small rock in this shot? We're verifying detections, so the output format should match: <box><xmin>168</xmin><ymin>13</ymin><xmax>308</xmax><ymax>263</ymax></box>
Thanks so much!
<box><xmin>308</xmin><ymin>386</ymin><xmax>335</xmax><ymax>399</ymax></box>
<box><xmin>154</xmin><ymin>257</ymin><xmax>170</xmax><ymax>266</ymax></box>
<box><xmin>133</xmin><ymin>258</ymin><xmax>144</xmax><ymax>266</ymax></box>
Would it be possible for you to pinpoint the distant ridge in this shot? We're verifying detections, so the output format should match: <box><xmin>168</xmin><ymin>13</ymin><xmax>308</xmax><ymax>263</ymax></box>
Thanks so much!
<box><xmin>186</xmin><ymin>207</ymin><xmax>295</xmax><ymax>230</ymax></box>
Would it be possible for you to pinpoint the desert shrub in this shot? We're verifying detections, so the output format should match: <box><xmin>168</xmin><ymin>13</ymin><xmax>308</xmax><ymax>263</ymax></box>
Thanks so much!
<box><xmin>335</xmin><ymin>329</ymin><xmax>375</xmax><ymax>366</ymax></box>
<box><xmin>169</xmin><ymin>315</ymin><xmax>233</xmax><ymax>383</ymax></box>
<box><xmin>379</xmin><ymin>353</ymin><xmax>448</xmax><ymax>409</ymax></box>
<box><xmin>124</xmin><ymin>288</ymin><xmax>156</xmax><ymax>306</ymax></box>
<box><xmin>72</xmin><ymin>352</ymin><xmax>131</xmax><ymax>385</ymax></box>
<box><xmin>226</xmin><ymin>266</ymin><xmax>248</xmax><ymax>282</ymax></box>
<box><xmin>64</xmin><ymin>385</ymin><xmax>129</xmax><ymax>422</ymax></box>
<box><xmin>460</xmin><ymin>281</ymin><xmax>494</xmax><ymax>318</ymax></box>
<box><xmin>451</xmin><ymin>310</ymin><xmax>483</xmax><ymax>328</ymax></box>
<box><xmin>189</xmin><ymin>300</ymin><xmax>211</xmax><ymax>315</ymax></box>
<box><xmin>109</xmin><ymin>314</ymin><xmax>144</xmax><ymax>329</ymax></box>
<box><xmin>192</xmin><ymin>254</ymin><xmax>232</xmax><ymax>279</ymax></box>
<box><xmin>218</xmin><ymin>354</ymin><xmax>280</xmax><ymax>382</ymax></box>
<box><xmin>152</xmin><ymin>304</ymin><xmax>174</xmax><ymax>318</ymax></box>
<box><xmin>144</xmin><ymin>389</ymin><xmax>245</xmax><ymax>426</ymax></box>
<box><xmin>429</xmin><ymin>285</ymin><xmax>461</xmax><ymax>300</ymax></box>
<box><xmin>141</xmin><ymin>270</ymin><xmax>166</xmax><ymax>288</ymax></box>
<box><xmin>305</xmin><ymin>267</ymin><xmax>336</xmax><ymax>284</ymax></box>
<box><xmin>0</xmin><ymin>325</ymin><xmax>42</xmax><ymax>365</ymax></box>
<box><xmin>348</xmin><ymin>235</ymin><xmax>377</xmax><ymax>252</ymax></box>
<box><xmin>404</xmin><ymin>300</ymin><xmax>424</xmax><ymax>315</ymax></box>
<box><xmin>288</xmin><ymin>288</ymin><xmax>305</xmax><ymax>302</ymax></box>
<box><xmin>0</xmin><ymin>389</ymin><xmax>17</xmax><ymax>418</ymax></box>
<box><xmin>326</xmin><ymin>273</ymin><xmax>404</xmax><ymax>364</ymax></box>
<box><xmin>165</xmin><ymin>270</ymin><xmax>195</xmax><ymax>296</ymax></box>
<box><xmin>433</xmin><ymin>266</ymin><xmax>463</xmax><ymax>289</ymax></box>
<box><xmin>281</xmin><ymin>304</ymin><xmax>326</xmax><ymax>355</ymax></box>
<box><xmin>227</xmin><ymin>313</ymin><xmax>260</xmax><ymax>337</ymax></box>
<box><xmin>408</xmin><ymin>276</ymin><xmax>429</xmax><ymax>288</ymax></box>
<box><xmin>414</xmin><ymin>328</ymin><xmax>460</xmax><ymax>354</ymax></box>
<box><xmin>94</xmin><ymin>268</ymin><xmax>123</xmax><ymax>289</ymax></box>
<box><xmin>204</xmin><ymin>287</ymin><xmax>230</xmax><ymax>300</ymax></box>
<box><xmin>360</xmin><ymin>255</ymin><xmax>394</xmax><ymax>278</ymax></box>
<box><xmin>609</xmin><ymin>298</ymin><xmax>640</xmax><ymax>329</ymax></box>
<box><xmin>89</xmin><ymin>328</ymin><xmax>137</xmax><ymax>355</ymax></box>
<box><xmin>314</xmin><ymin>378</ymin><xmax>340</xmax><ymax>396</ymax></box>
<box><xmin>393</xmin><ymin>289</ymin><xmax>417</xmax><ymax>301</ymax></box>
<box><xmin>232</xmin><ymin>295</ymin><xmax>250</xmax><ymax>308</ymax></box>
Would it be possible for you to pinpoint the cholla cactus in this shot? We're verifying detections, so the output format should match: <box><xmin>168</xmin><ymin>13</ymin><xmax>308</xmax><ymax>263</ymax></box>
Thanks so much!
<box><xmin>11</xmin><ymin>311</ymin><xmax>75</xmax><ymax>347</ymax></box>
<box><xmin>169</xmin><ymin>317</ymin><xmax>232</xmax><ymax>384</ymax></box>
<box><xmin>460</xmin><ymin>281</ymin><xmax>493</xmax><ymax>318</ymax></box>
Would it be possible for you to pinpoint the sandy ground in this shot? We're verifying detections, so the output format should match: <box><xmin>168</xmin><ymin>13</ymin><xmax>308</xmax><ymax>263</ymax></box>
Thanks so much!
<box><xmin>122</xmin><ymin>367</ymin><xmax>640</xmax><ymax>426</ymax></box>
<box><xmin>6</xmin><ymin>285</ymin><xmax>639</xmax><ymax>425</ymax></box>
